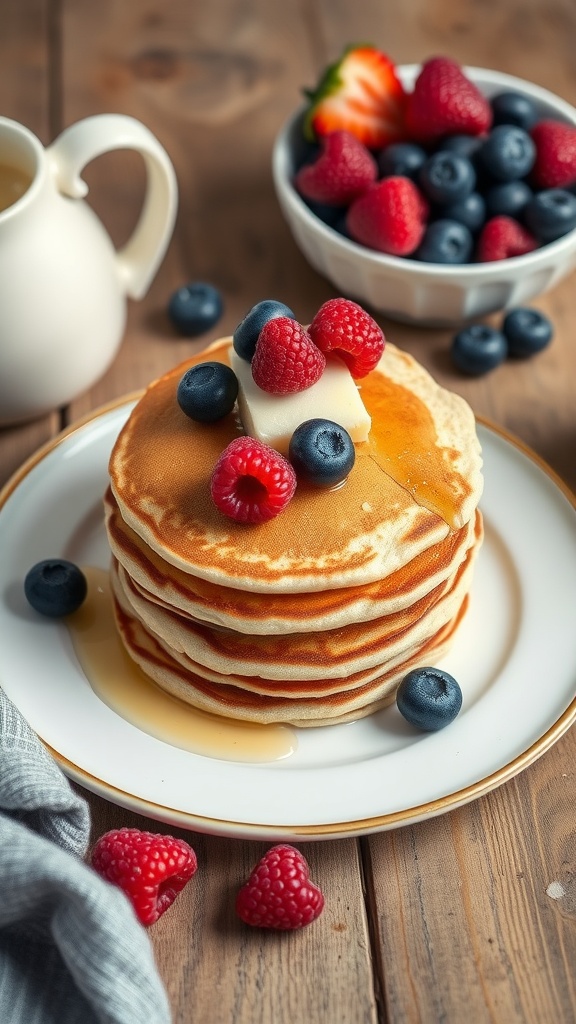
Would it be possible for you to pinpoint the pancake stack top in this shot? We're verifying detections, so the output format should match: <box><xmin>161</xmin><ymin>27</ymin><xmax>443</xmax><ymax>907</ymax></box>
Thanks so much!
<box><xmin>106</xmin><ymin>314</ymin><xmax>483</xmax><ymax>728</ymax></box>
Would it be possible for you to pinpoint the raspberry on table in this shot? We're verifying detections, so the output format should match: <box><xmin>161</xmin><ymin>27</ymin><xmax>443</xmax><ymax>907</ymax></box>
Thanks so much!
<box><xmin>308</xmin><ymin>297</ymin><xmax>385</xmax><ymax>378</ymax></box>
<box><xmin>91</xmin><ymin>827</ymin><xmax>197</xmax><ymax>926</ymax></box>
<box><xmin>251</xmin><ymin>316</ymin><xmax>326</xmax><ymax>394</ymax></box>
<box><xmin>236</xmin><ymin>844</ymin><xmax>325</xmax><ymax>930</ymax></box>
<box><xmin>210</xmin><ymin>436</ymin><xmax>297</xmax><ymax>523</ymax></box>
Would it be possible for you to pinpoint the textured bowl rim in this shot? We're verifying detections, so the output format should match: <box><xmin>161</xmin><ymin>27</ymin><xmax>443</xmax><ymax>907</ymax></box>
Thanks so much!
<box><xmin>272</xmin><ymin>64</ymin><xmax>576</xmax><ymax>277</ymax></box>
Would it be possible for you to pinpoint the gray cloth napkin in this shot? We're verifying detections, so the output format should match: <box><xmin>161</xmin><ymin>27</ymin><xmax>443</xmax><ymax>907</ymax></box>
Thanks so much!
<box><xmin>0</xmin><ymin>689</ymin><xmax>172</xmax><ymax>1024</ymax></box>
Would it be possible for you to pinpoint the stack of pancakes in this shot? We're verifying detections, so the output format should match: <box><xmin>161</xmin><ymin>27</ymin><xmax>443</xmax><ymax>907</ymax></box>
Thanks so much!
<box><xmin>106</xmin><ymin>338</ymin><xmax>483</xmax><ymax>727</ymax></box>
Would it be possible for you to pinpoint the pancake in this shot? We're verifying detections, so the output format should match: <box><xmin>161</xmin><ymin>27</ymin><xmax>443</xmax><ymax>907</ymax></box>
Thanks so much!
<box><xmin>108</xmin><ymin>339</ymin><xmax>483</xmax><ymax>593</ymax></box>
<box><xmin>105</xmin><ymin>486</ymin><xmax>480</xmax><ymax>634</ymax></box>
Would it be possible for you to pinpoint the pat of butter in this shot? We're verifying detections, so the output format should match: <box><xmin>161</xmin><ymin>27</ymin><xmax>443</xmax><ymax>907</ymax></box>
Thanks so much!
<box><xmin>230</xmin><ymin>346</ymin><xmax>371</xmax><ymax>454</ymax></box>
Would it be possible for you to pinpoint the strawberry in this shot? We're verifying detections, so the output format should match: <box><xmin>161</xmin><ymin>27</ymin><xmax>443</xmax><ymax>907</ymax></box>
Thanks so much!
<box><xmin>309</xmin><ymin>297</ymin><xmax>385</xmax><ymax>378</ymax></box>
<box><xmin>251</xmin><ymin>316</ymin><xmax>325</xmax><ymax>394</ymax></box>
<box><xmin>476</xmin><ymin>215</ymin><xmax>538</xmax><ymax>261</ymax></box>
<box><xmin>405</xmin><ymin>57</ymin><xmax>492</xmax><ymax>142</ymax></box>
<box><xmin>294</xmin><ymin>130</ymin><xmax>377</xmax><ymax>206</ymax></box>
<box><xmin>236</xmin><ymin>844</ymin><xmax>325</xmax><ymax>929</ymax></box>
<box><xmin>531</xmin><ymin>119</ymin><xmax>576</xmax><ymax>188</ymax></box>
<box><xmin>303</xmin><ymin>45</ymin><xmax>407</xmax><ymax>150</ymax></box>
<box><xmin>346</xmin><ymin>176</ymin><xmax>429</xmax><ymax>257</ymax></box>
<box><xmin>91</xmin><ymin>827</ymin><xmax>197</xmax><ymax>926</ymax></box>
<box><xmin>210</xmin><ymin>437</ymin><xmax>296</xmax><ymax>523</ymax></box>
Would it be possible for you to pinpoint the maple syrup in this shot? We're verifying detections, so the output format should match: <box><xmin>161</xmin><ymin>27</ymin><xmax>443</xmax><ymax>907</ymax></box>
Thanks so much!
<box><xmin>66</xmin><ymin>567</ymin><xmax>297</xmax><ymax>763</ymax></box>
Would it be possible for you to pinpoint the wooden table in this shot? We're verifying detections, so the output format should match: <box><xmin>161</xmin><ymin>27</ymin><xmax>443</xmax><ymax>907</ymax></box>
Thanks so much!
<box><xmin>2</xmin><ymin>3</ymin><xmax>575</xmax><ymax>1022</ymax></box>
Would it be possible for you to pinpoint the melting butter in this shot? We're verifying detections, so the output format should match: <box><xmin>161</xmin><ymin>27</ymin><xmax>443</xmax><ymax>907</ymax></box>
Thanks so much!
<box><xmin>66</xmin><ymin>567</ymin><xmax>297</xmax><ymax>763</ymax></box>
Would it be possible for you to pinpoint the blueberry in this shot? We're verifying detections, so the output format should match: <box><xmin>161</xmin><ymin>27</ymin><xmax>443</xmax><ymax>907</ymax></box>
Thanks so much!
<box><xmin>168</xmin><ymin>282</ymin><xmax>224</xmax><ymax>337</ymax></box>
<box><xmin>441</xmin><ymin>191</ymin><xmax>486</xmax><ymax>232</ymax></box>
<box><xmin>288</xmin><ymin>419</ymin><xmax>355</xmax><ymax>488</ymax></box>
<box><xmin>451</xmin><ymin>324</ymin><xmax>508</xmax><ymax>375</ymax></box>
<box><xmin>233</xmin><ymin>299</ymin><xmax>295</xmax><ymax>362</ymax></box>
<box><xmin>419</xmin><ymin>152</ymin><xmax>476</xmax><ymax>205</ymax></box>
<box><xmin>485</xmin><ymin>180</ymin><xmax>533</xmax><ymax>219</ymax></box>
<box><xmin>523</xmin><ymin>188</ymin><xmax>576</xmax><ymax>242</ymax></box>
<box><xmin>378</xmin><ymin>142</ymin><xmax>427</xmax><ymax>180</ymax></box>
<box><xmin>436</xmin><ymin>134</ymin><xmax>484</xmax><ymax>160</ymax></box>
<box><xmin>304</xmin><ymin>199</ymin><xmax>347</xmax><ymax>228</ymax></box>
<box><xmin>479</xmin><ymin>125</ymin><xmax>536</xmax><ymax>182</ymax></box>
<box><xmin>396</xmin><ymin>666</ymin><xmax>463</xmax><ymax>731</ymax></box>
<box><xmin>177</xmin><ymin>361</ymin><xmax>238</xmax><ymax>422</ymax></box>
<box><xmin>490</xmin><ymin>91</ymin><xmax>538</xmax><ymax>131</ymax></box>
<box><xmin>413</xmin><ymin>219</ymin><xmax>474</xmax><ymax>264</ymax></box>
<box><xmin>502</xmin><ymin>307</ymin><xmax>554</xmax><ymax>357</ymax></box>
<box><xmin>24</xmin><ymin>559</ymin><xmax>87</xmax><ymax>617</ymax></box>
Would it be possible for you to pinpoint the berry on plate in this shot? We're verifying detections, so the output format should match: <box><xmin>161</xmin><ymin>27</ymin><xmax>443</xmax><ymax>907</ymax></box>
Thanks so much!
<box><xmin>451</xmin><ymin>323</ymin><xmax>508</xmax><ymax>375</ymax></box>
<box><xmin>233</xmin><ymin>299</ymin><xmax>295</xmax><ymax>362</ymax></box>
<box><xmin>308</xmin><ymin>297</ymin><xmax>385</xmax><ymax>377</ymax></box>
<box><xmin>236</xmin><ymin>844</ymin><xmax>325</xmax><ymax>929</ymax></box>
<box><xmin>168</xmin><ymin>282</ymin><xmax>223</xmax><ymax>337</ymax></box>
<box><xmin>476</xmin><ymin>215</ymin><xmax>538</xmax><ymax>261</ymax></box>
<box><xmin>414</xmin><ymin>219</ymin><xmax>474</xmax><ymax>264</ymax></box>
<box><xmin>295</xmin><ymin>130</ymin><xmax>377</xmax><ymax>206</ymax></box>
<box><xmin>523</xmin><ymin>188</ymin><xmax>576</xmax><ymax>242</ymax></box>
<box><xmin>303</xmin><ymin>45</ymin><xmax>407</xmax><ymax>150</ymax></box>
<box><xmin>531</xmin><ymin>120</ymin><xmax>576</xmax><ymax>189</ymax></box>
<box><xmin>251</xmin><ymin>317</ymin><xmax>326</xmax><ymax>394</ymax></box>
<box><xmin>405</xmin><ymin>57</ymin><xmax>492</xmax><ymax>142</ymax></box>
<box><xmin>396</xmin><ymin>666</ymin><xmax>463</xmax><ymax>731</ymax></box>
<box><xmin>24</xmin><ymin>559</ymin><xmax>87</xmax><ymax>617</ymax></box>
<box><xmin>91</xmin><ymin>827</ymin><xmax>197</xmax><ymax>926</ymax></box>
<box><xmin>418</xmin><ymin>151</ymin><xmax>476</xmax><ymax>206</ymax></box>
<box><xmin>502</xmin><ymin>307</ymin><xmax>554</xmax><ymax>357</ymax></box>
<box><xmin>289</xmin><ymin>419</ymin><xmax>356</xmax><ymax>488</ymax></box>
<box><xmin>346</xmin><ymin>176</ymin><xmax>429</xmax><ymax>257</ymax></box>
<box><xmin>210</xmin><ymin>436</ymin><xmax>297</xmax><ymax>523</ymax></box>
<box><xmin>177</xmin><ymin>362</ymin><xmax>238</xmax><ymax>422</ymax></box>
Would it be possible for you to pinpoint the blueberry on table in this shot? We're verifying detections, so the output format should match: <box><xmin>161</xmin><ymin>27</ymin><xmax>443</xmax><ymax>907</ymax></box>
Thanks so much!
<box><xmin>435</xmin><ymin>134</ymin><xmax>484</xmax><ymax>160</ymax></box>
<box><xmin>168</xmin><ymin>282</ymin><xmax>224</xmax><ymax>336</ymax></box>
<box><xmin>441</xmin><ymin>191</ymin><xmax>486</xmax><ymax>232</ymax></box>
<box><xmin>451</xmin><ymin>324</ymin><xmax>508</xmax><ymax>375</ymax></box>
<box><xmin>233</xmin><ymin>299</ymin><xmax>295</xmax><ymax>362</ymax></box>
<box><xmin>523</xmin><ymin>189</ymin><xmax>576</xmax><ymax>242</ymax></box>
<box><xmin>177</xmin><ymin>362</ymin><xmax>238</xmax><ymax>422</ymax></box>
<box><xmin>414</xmin><ymin>219</ymin><xmax>474</xmax><ymax>264</ymax></box>
<box><xmin>419</xmin><ymin>151</ymin><xmax>476</xmax><ymax>205</ymax></box>
<box><xmin>396</xmin><ymin>666</ymin><xmax>463</xmax><ymax>731</ymax></box>
<box><xmin>289</xmin><ymin>419</ymin><xmax>355</xmax><ymax>488</ymax></box>
<box><xmin>502</xmin><ymin>308</ymin><xmax>554</xmax><ymax>357</ymax></box>
<box><xmin>490</xmin><ymin>90</ymin><xmax>538</xmax><ymax>131</ymax></box>
<box><xmin>479</xmin><ymin>124</ymin><xmax>536</xmax><ymax>181</ymax></box>
<box><xmin>378</xmin><ymin>142</ymin><xmax>427</xmax><ymax>180</ymax></box>
<box><xmin>24</xmin><ymin>560</ymin><xmax>87</xmax><ymax>617</ymax></box>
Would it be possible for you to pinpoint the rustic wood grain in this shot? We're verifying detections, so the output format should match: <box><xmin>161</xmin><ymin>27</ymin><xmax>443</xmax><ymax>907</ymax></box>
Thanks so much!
<box><xmin>1</xmin><ymin>1</ymin><xmax>575</xmax><ymax>1022</ymax></box>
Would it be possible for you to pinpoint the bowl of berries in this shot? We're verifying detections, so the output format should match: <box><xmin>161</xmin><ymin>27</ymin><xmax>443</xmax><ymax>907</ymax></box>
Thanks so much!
<box><xmin>272</xmin><ymin>49</ymin><xmax>576</xmax><ymax>326</ymax></box>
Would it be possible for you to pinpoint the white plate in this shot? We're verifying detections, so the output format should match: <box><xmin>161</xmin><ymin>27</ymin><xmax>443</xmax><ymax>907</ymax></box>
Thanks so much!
<box><xmin>1</xmin><ymin>399</ymin><xmax>575</xmax><ymax>841</ymax></box>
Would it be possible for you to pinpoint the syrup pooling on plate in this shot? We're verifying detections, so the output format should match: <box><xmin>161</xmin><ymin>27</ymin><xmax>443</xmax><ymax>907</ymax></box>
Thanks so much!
<box><xmin>66</xmin><ymin>567</ymin><xmax>297</xmax><ymax>763</ymax></box>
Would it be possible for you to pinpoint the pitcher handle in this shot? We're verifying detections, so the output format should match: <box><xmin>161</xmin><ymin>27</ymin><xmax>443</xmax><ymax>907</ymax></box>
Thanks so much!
<box><xmin>47</xmin><ymin>114</ymin><xmax>178</xmax><ymax>300</ymax></box>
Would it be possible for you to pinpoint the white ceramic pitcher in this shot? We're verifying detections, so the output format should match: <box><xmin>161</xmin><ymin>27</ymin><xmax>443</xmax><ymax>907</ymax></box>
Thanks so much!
<box><xmin>0</xmin><ymin>114</ymin><xmax>178</xmax><ymax>425</ymax></box>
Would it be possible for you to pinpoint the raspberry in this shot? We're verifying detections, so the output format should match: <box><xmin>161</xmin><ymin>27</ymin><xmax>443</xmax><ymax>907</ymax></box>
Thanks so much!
<box><xmin>211</xmin><ymin>436</ymin><xmax>296</xmax><ymax>523</ymax></box>
<box><xmin>251</xmin><ymin>317</ymin><xmax>325</xmax><ymax>394</ymax></box>
<box><xmin>309</xmin><ymin>298</ymin><xmax>385</xmax><ymax>378</ymax></box>
<box><xmin>346</xmin><ymin>177</ymin><xmax>429</xmax><ymax>257</ymax></box>
<box><xmin>295</xmin><ymin>130</ymin><xmax>377</xmax><ymax>206</ymax></box>
<box><xmin>236</xmin><ymin>844</ymin><xmax>325</xmax><ymax>929</ymax></box>
<box><xmin>531</xmin><ymin>120</ymin><xmax>576</xmax><ymax>188</ymax></box>
<box><xmin>405</xmin><ymin>57</ymin><xmax>492</xmax><ymax>142</ymax></box>
<box><xmin>91</xmin><ymin>827</ymin><xmax>197</xmax><ymax>926</ymax></box>
<box><xmin>476</xmin><ymin>215</ymin><xmax>538</xmax><ymax>262</ymax></box>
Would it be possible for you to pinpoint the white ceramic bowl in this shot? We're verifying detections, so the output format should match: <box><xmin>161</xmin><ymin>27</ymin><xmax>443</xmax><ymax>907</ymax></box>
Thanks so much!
<box><xmin>273</xmin><ymin>66</ymin><xmax>576</xmax><ymax>326</ymax></box>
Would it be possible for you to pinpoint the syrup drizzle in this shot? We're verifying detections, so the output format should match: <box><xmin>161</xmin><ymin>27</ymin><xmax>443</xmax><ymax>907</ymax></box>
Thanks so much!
<box><xmin>66</xmin><ymin>567</ymin><xmax>297</xmax><ymax>763</ymax></box>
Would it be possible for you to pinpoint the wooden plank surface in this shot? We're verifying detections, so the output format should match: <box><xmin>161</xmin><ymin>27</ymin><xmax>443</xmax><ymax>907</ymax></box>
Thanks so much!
<box><xmin>1</xmin><ymin>1</ymin><xmax>575</xmax><ymax>1022</ymax></box>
